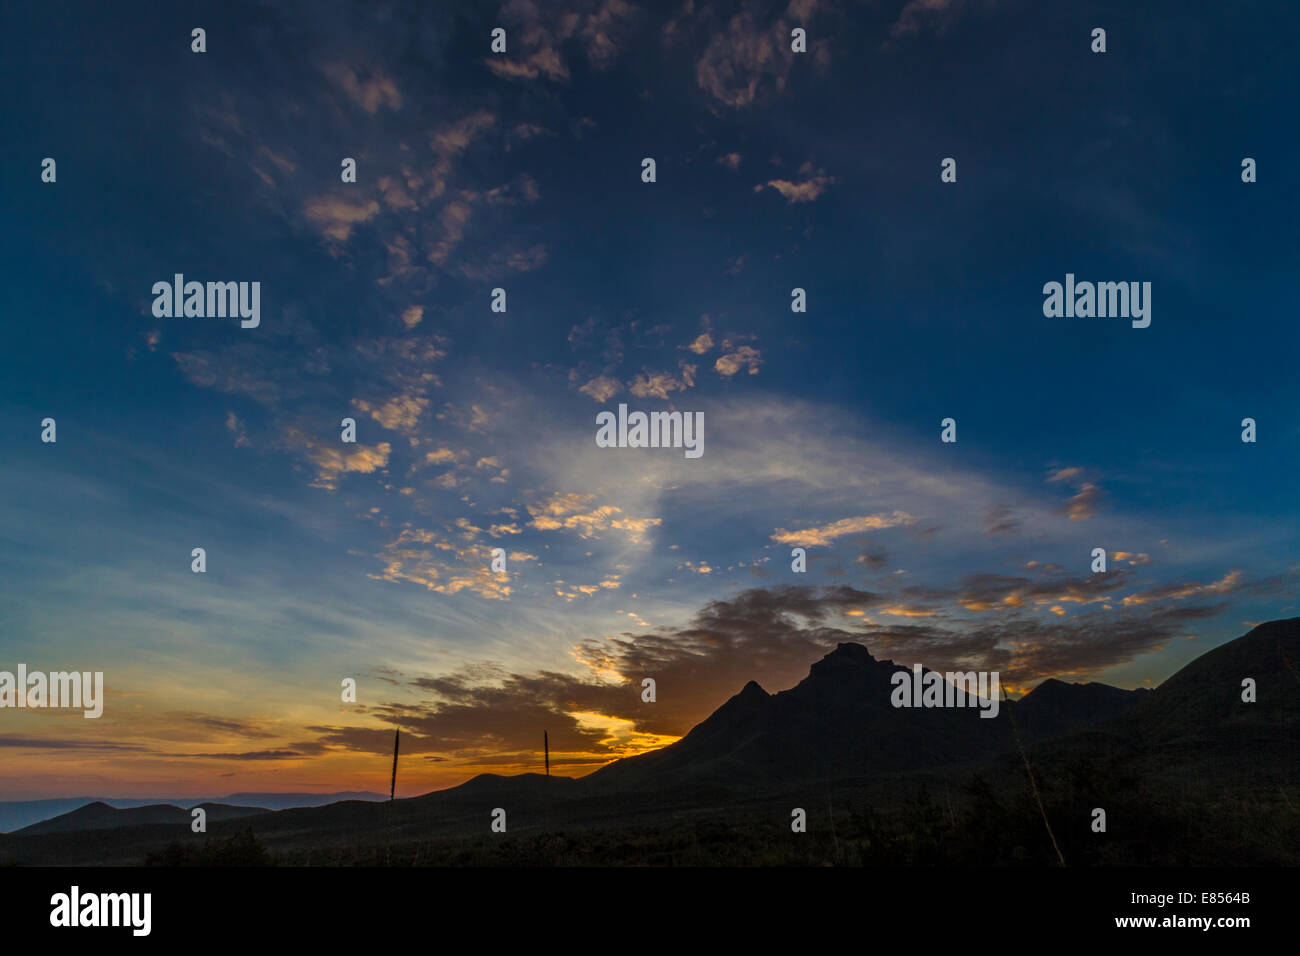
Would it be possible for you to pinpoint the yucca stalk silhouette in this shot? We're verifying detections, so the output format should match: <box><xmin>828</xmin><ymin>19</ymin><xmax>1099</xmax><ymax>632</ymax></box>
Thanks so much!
<box><xmin>379</xmin><ymin>729</ymin><xmax>400</xmax><ymax>867</ymax></box>
<box><xmin>390</xmin><ymin>728</ymin><xmax>400</xmax><ymax>801</ymax></box>
<box><xmin>1003</xmin><ymin>685</ymin><xmax>1065</xmax><ymax>866</ymax></box>
<box><xmin>543</xmin><ymin>729</ymin><xmax>551</xmax><ymax>840</ymax></box>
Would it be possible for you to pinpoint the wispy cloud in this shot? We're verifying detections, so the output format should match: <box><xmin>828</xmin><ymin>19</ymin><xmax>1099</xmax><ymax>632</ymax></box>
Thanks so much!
<box><xmin>772</xmin><ymin>512</ymin><xmax>916</xmax><ymax>547</ymax></box>
<box><xmin>321</xmin><ymin>62</ymin><xmax>402</xmax><ymax>112</ymax></box>
<box><xmin>755</xmin><ymin>165</ymin><xmax>835</xmax><ymax>203</ymax></box>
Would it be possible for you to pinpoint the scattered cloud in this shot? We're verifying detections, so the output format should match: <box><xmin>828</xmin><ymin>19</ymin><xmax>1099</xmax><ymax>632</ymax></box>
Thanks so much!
<box><xmin>684</xmin><ymin>332</ymin><xmax>714</xmax><ymax>354</ymax></box>
<box><xmin>527</xmin><ymin>493</ymin><xmax>661</xmax><ymax>543</ymax></box>
<box><xmin>302</xmin><ymin>196</ymin><xmax>381</xmax><ymax>242</ymax></box>
<box><xmin>715</xmin><ymin>345</ymin><xmax>762</xmax><ymax>376</ymax></box>
<box><xmin>352</xmin><ymin>392</ymin><xmax>431</xmax><ymax>433</ymax></box>
<box><xmin>579</xmin><ymin>375</ymin><xmax>623</xmax><ymax>402</ymax></box>
<box><xmin>628</xmin><ymin>364</ymin><xmax>696</xmax><ymax>398</ymax></box>
<box><xmin>1047</xmin><ymin>466</ymin><xmax>1085</xmax><ymax>484</ymax></box>
<box><xmin>1064</xmin><ymin>482</ymin><xmax>1103</xmax><ymax>521</ymax></box>
<box><xmin>1121</xmin><ymin>570</ymin><xmax>1243</xmax><ymax>607</ymax></box>
<box><xmin>695</xmin><ymin>10</ymin><xmax>793</xmax><ymax>108</ymax></box>
<box><xmin>322</xmin><ymin>63</ymin><xmax>402</xmax><ymax>112</ymax></box>
<box><xmin>225</xmin><ymin>411</ymin><xmax>249</xmax><ymax>448</ymax></box>
<box><xmin>755</xmin><ymin>167</ymin><xmax>835</xmax><ymax>203</ymax></box>
<box><xmin>772</xmin><ymin>511</ymin><xmax>915</xmax><ymax>547</ymax></box>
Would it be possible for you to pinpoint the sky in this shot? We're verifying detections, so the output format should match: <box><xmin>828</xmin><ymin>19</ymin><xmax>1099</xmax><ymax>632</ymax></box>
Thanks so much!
<box><xmin>1</xmin><ymin>0</ymin><xmax>1296</xmax><ymax>799</ymax></box>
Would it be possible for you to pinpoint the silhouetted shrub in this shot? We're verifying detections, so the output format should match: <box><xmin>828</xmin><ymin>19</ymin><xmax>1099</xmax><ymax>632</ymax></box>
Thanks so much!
<box><xmin>144</xmin><ymin>827</ymin><xmax>274</xmax><ymax>866</ymax></box>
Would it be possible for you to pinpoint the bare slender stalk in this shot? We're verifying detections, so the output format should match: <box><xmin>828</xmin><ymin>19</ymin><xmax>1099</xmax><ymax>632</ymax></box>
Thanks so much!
<box><xmin>390</xmin><ymin>728</ymin><xmax>400</xmax><ymax>801</ymax></box>
<box><xmin>825</xmin><ymin>785</ymin><xmax>840</xmax><ymax>862</ymax></box>
<box><xmin>385</xmin><ymin>728</ymin><xmax>400</xmax><ymax>864</ymax></box>
<box><xmin>1003</xmin><ymin>686</ymin><xmax>1065</xmax><ymax>866</ymax></box>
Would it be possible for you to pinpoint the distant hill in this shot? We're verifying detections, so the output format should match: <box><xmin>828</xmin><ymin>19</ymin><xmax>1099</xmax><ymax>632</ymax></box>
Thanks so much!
<box><xmin>0</xmin><ymin>791</ymin><xmax>385</xmax><ymax>833</ymax></box>
<box><xmin>445</xmin><ymin>773</ymin><xmax>576</xmax><ymax>797</ymax></box>
<box><xmin>0</xmin><ymin>799</ymin><xmax>97</xmax><ymax>835</ymax></box>
<box><xmin>16</xmin><ymin>801</ymin><xmax>268</xmax><ymax>836</ymax></box>
<box><xmin>214</xmin><ymin>792</ymin><xmax>386</xmax><ymax>810</ymax></box>
<box><xmin>1009</xmin><ymin>677</ymin><xmax>1149</xmax><ymax>742</ymax></box>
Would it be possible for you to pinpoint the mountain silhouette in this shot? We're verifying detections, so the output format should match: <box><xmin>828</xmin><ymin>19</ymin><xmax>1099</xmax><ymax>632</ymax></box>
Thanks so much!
<box><xmin>1009</xmin><ymin>678</ymin><xmax>1150</xmax><ymax>741</ymax></box>
<box><xmin>15</xmin><ymin>801</ymin><xmax>268</xmax><ymax>836</ymax></box>
<box><xmin>0</xmin><ymin>791</ymin><xmax>385</xmax><ymax>833</ymax></box>
<box><xmin>446</xmin><ymin>772</ymin><xmax>577</xmax><ymax>798</ymax></box>
<box><xmin>587</xmin><ymin>641</ymin><xmax>1146</xmax><ymax>790</ymax></box>
<box><xmin>1</xmin><ymin>619</ymin><xmax>1296</xmax><ymax>865</ymax></box>
<box><xmin>216</xmin><ymin>791</ymin><xmax>385</xmax><ymax>809</ymax></box>
<box><xmin>1116</xmin><ymin>618</ymin><xmax>1300</xmax><ymax>781</ymax></box>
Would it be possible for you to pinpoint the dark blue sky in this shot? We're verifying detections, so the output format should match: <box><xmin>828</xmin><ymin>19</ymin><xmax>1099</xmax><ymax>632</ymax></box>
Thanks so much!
<box><xmin>1</xmin><ymin>0</ymin><xmax>1296</xmax><ymax>797</ymax></box>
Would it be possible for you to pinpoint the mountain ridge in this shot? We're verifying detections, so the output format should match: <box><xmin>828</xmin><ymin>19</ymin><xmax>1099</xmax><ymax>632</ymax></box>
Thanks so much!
<box><xmin>0</xmin><ymin>791</ymin><xmax>386</xmax><ymax>834</ymax></box>
<box><xmin>16</xmin><ymin>801</ymin><xmax>269</xmax><ymax>836</ymax></box>
<box><xmin>1</xmin><ymin>619</ymin><xmax>1295</xmax><ymax>861</ymax></box>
